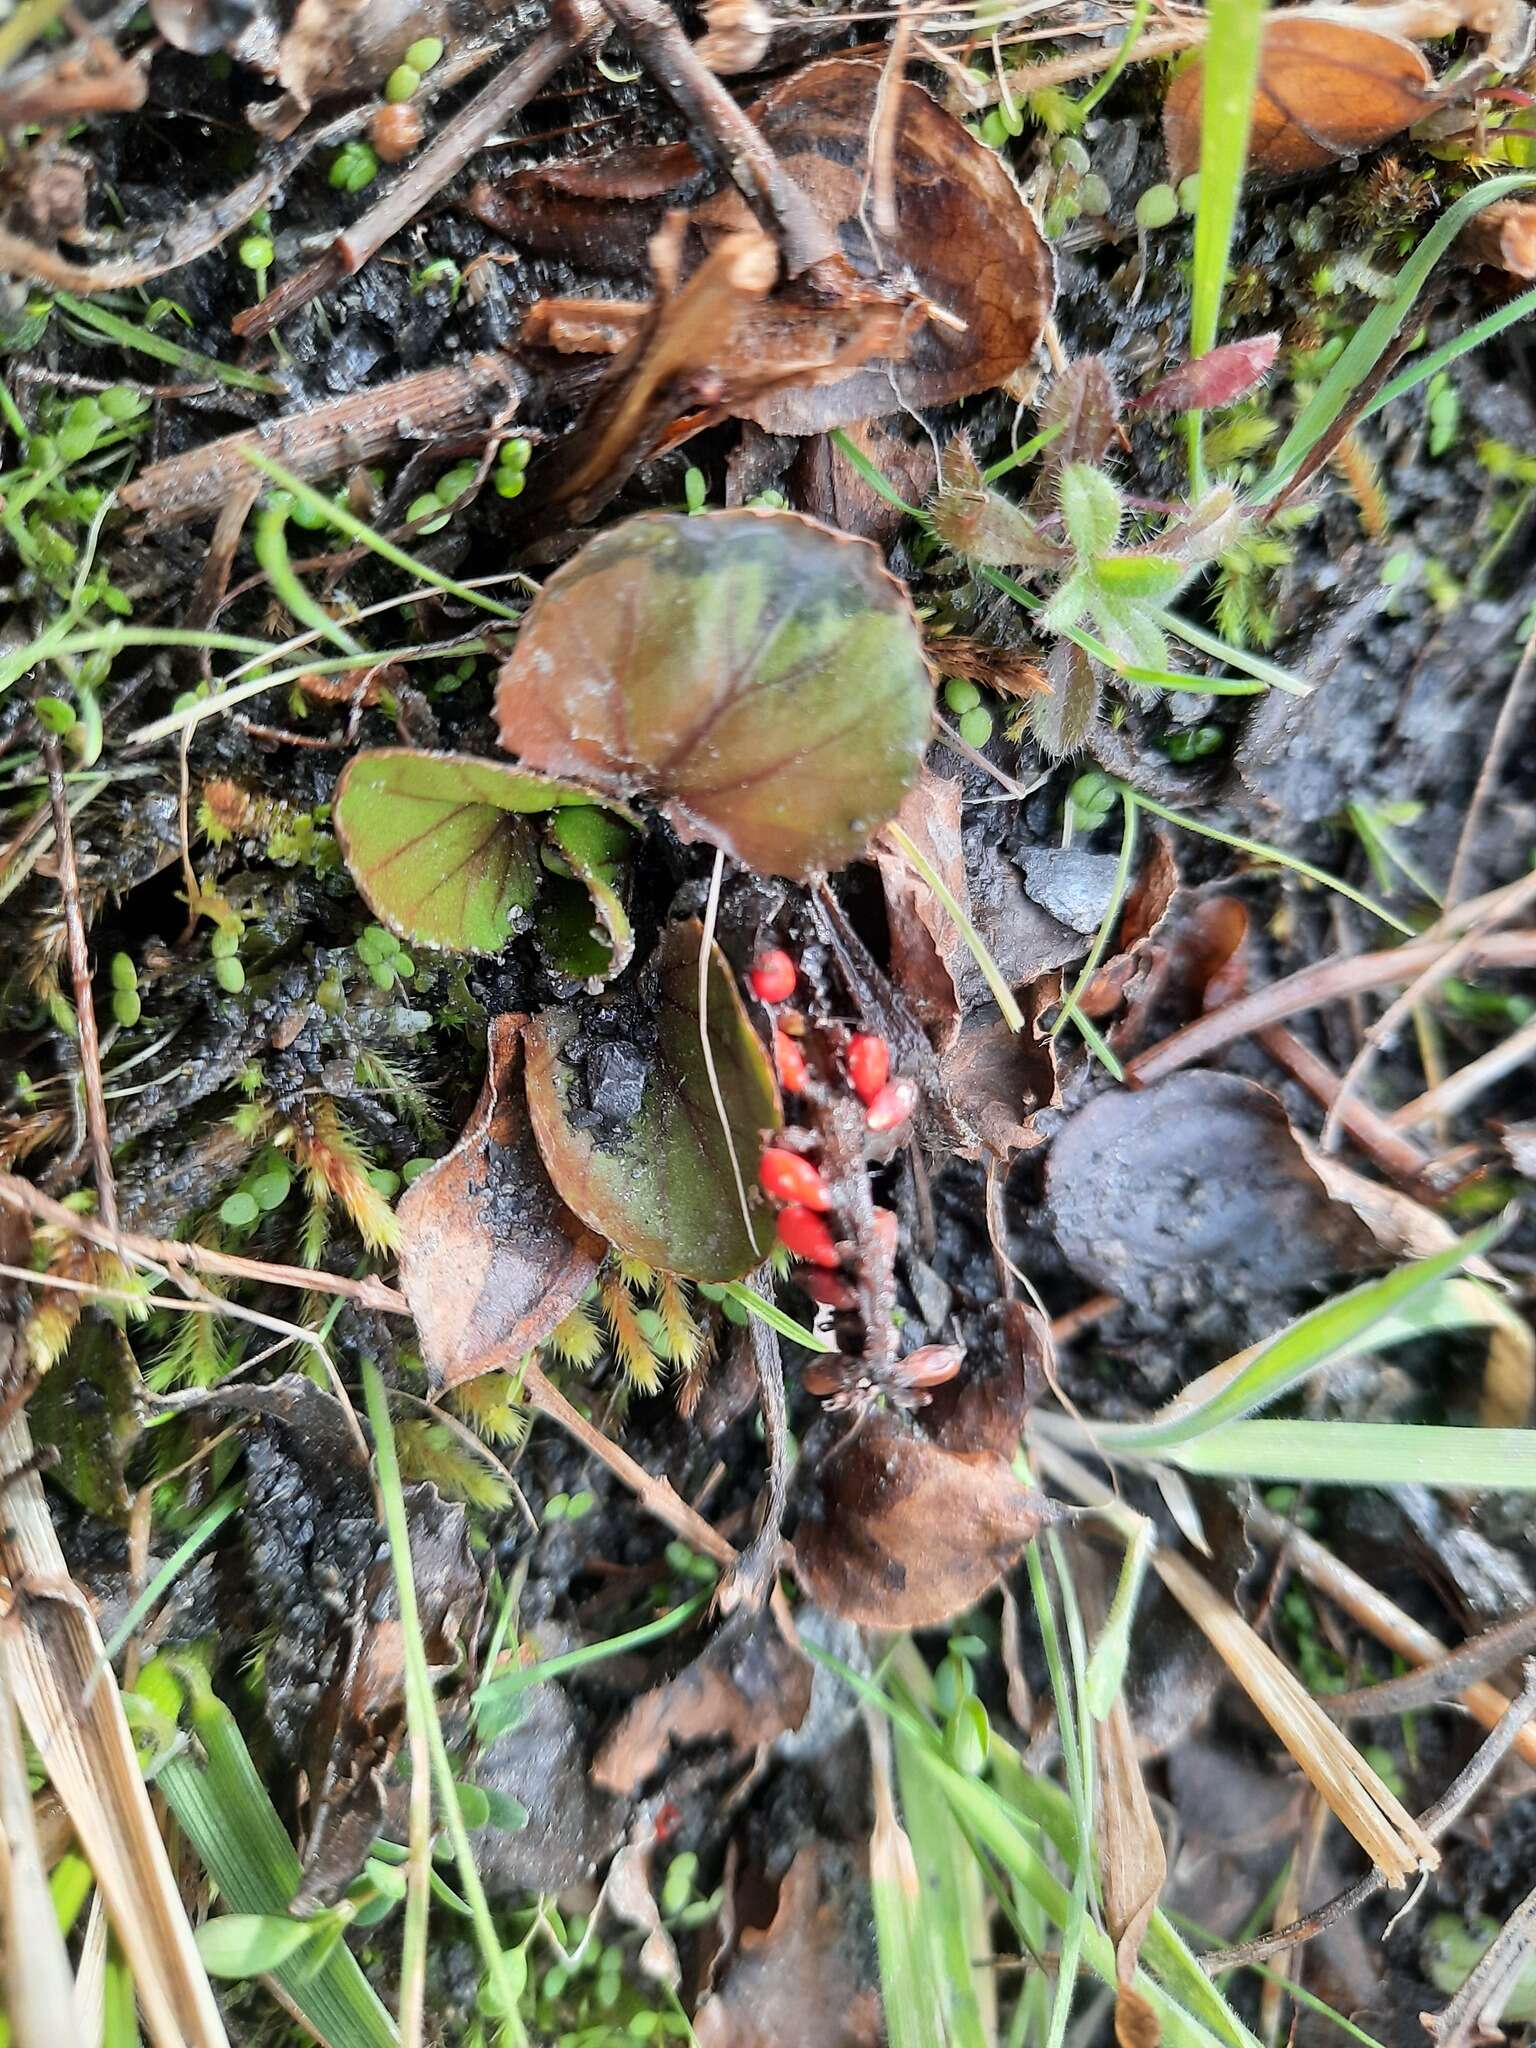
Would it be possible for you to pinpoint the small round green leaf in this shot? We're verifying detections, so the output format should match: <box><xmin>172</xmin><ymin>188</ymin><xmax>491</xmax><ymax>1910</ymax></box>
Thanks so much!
<box><xmin>196</xmin><ymin>1913</ymin><xmax>326</xmax><ymax>1979</ymax></box>
<box><xmin>333</xmin><ymin>749</ymin><xmax>607</xmax><ymax>954</ymax></box>
<box><xmin>494</xmin><ymin>510</ymin><xmax>933</xmax><ymax>880</ymax></box>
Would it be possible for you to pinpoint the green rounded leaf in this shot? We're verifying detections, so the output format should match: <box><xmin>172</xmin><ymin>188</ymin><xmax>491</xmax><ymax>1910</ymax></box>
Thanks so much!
<box><xmin>1091</xmin><ymin>552</ymin><xmax>1188</xmax><ymax>602</ymax></box>
<box><xmin>333</xmin><ymin>749</ymin><xmax>614</xmax><ymax>955</ymax></box>
<box><xmin>1060</xmin><ymin>463</ymin><xmax>1123</xmax><ymax>558</ymax></box>
<box><xmin>524</xmin><ymin>921</ymin><xmax>781</xmax><ymax>1281</ymax></box>
<box><xmin>196</xmin><ymin>1913</ymin><xmax>327</xmax><ymax>1979</ymax></box>
<box><xmin>494</xmin><ymin>510</ymin><xmax>933</xmax><ymax>880</ymax></box>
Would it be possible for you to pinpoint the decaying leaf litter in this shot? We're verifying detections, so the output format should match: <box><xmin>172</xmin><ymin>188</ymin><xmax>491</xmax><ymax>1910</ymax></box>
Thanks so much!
<box><xmin>3</xmin><ymin>0</ymin><xmax>1536</xmax><ymax>2040</ymax></box>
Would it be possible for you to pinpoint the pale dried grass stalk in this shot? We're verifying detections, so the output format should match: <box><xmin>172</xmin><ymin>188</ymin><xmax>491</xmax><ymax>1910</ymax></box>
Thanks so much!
<box><xmin>0</xmin><ymin>1412</ymin><xmax>229</xmax><ymax>2048</ymax></box>
<box><xmin>1155</xmin><ymin>1549</ymin><xmax>1438</xmax><ymax>1887</ymax></box>
<box><xmin>0</xmin><ymin>1655</ymin><xmax>78</xmax><ymax>2048</ymax></box>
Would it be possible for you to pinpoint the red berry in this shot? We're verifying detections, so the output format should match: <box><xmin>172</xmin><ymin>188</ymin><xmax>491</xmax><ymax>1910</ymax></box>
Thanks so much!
<box><xmin>846</xmin><ymin>1033</ymin><xmax>890</xmax><ymax>1105</ymax></box>
<box><xmin>776</xmin><ymin>1203</ymin><xmax>840</xmax><ymax>1268</ymax></box>
<box><xmin>759</xmin><ymin>1147</ymin><xmax>831</xmax><ymax>1211</ymax></box>
<box><xmin>749</xmin><ymin>948</ymin><xmax>798</xmax><ymax>1004</ymax></box>
<box><xmin>774</xmin><ymin>1029</ymin><xmax>808</xmax><ymax>1093</ymax></box>
<box><xmin>865</xmin><ymin>1078</ymin><xmax>918</xmax><ymax>1133</ymax></box>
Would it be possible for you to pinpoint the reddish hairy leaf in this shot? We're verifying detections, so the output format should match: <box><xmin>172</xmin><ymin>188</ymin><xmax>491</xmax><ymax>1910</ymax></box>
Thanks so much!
<box><xmin>1127</xmin><ymin>334</ymin><xmax>1280</xmax><ymax>415</ymax></box>
<box><xmin>495</xmin><ymin>510</ymin><xmax>933</xmax><ymax>880</ymax></box>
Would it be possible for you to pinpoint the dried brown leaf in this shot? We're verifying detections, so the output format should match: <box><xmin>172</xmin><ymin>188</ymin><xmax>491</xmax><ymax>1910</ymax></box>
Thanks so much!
<box><xmin>793</xmin><ymin>1410</ymin><xmax>1056</xmax><ymax>1628</ymax></box>
<box><xmin>694</xmin><ymin>1846</ymin><xmax>883</xmax><ymax>2048</ymax></box>
<box><xmin>396</xmin><ymin>1014</ymin><xmax>604</xmax><ymax>1388</ymax></box>
<box><xmin>1096</xmin><ymin>1696</ymin><xmax>1167</xmax><ymax>2048</ymax></box>
<box><xmin>1164</xmin><ymin>14</ymin><xmax>1435</xmax><ymax>185</ymax></box>
<box><xmin>592</xmin><ymin>1613</ymin><xmax>811</xmax><ymax>1795</ymax></box>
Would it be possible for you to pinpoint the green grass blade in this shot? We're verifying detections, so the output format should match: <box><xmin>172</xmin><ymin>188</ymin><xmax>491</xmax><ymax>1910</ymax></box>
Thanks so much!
<box><xmin>1257</xmin><ymin>173</ymin><xmax>1536</xmax><ymax>500</ymax></box>
<box><xmin>1046</xmin><ymin>1226</ymin><xmax>1504</xmax><ymax>1457</ymax></box>
<box><xmin>891</xmin><ymin>1719</ymin><xmax>994</xmax><ymax>2048</ymax></box>
<box><xmin>1052</xmin><ymin>788</ymin><xmax>1137</xmax><ymax>1065</ymax></box>
<box><xmin>98</xmin><ymin>1492</ymin><xmax>240</xmax><ymax>1668</ymax></box>
<box><xmin>1115</xmin><ymin>783</ymin><xmax>1414</xmax><ymax>935</ymax></box>
<box><xmin>1187</xmin><ymin>0</ymin><xmax>1269</xmax><ymax>490</ymax></box>
<box><xmin>56</xmin><ymin>292</ymin><xmax>284</xmax><ymax>394</ymax></box>
<box><xmin>1165</xmin><ymin>1419</ymin><xmax>1536</xmax><ymax>1488</ymax></box>
<box><xmin>244</xmin><ymin>453</ymin><xmax>522</xmax><ymax>622</ymax></box>
<box><xmin>1360</xmin><ymin>279</ymin><xmax>1536</xmax><ymax>428</ymax></box>
<box><xmin>157</xmin><ymin>1669</ymin><xmax>397</xmax><ymax>2048</ymax></box>
<box><xmin>719</xmin><ymin>1280</ymin><xmax>833</xmax><ymax>1351</ymax></box>
<box><xmin>361</xmin><ymin>1361</ymin><xmax>527</xmax><ymax>2046</ymax></box>
<box><xmin>252</xmin><ymin>498</ymin><xmax>363</xmax><ymax>658</ymax></box>
<box><xmin>471</xmin><ymin>1590</ymin><xmax>708</xmax><ymax>1731</ymax></box>
<box><xmin>1160</xmin><ymin>609</ymin><xmax>1310</xmax><ymax>696</ymax></box>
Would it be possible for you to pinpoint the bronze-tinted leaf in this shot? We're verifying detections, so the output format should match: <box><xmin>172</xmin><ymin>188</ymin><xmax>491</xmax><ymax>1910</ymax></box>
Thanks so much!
<box><xmin>524</xmin><ymin>920</ymin><xmax>781</xmax><ymax>1283</ymax></box>
<box><xmin>1127</xmin><ymin>334</ymin><xmax>1280</xmax><ymax>415</ymax></box>
<box><xmin>1165</xmin><ymin>16</ymin><xmax>1434</xmax><ymax>185</ymax></box>
<box><xmin>717</xmin><ymin>58</ymin><xmax>1055</xmax><ymax>433</ymax></box>
<box><xmin>397</xmin><ymin>1015</ymin><xmax>605</xmax><ymax>1388</ymax></box>
<box><xmin>495</xmin><ymin>510</ymin><xmax>933</xmax><ymax>881</ymax></box>
<box><xmin>793</xmin><ymin>1410</ymin><xmax>1056</xmax><ymax>1629</ymax></box>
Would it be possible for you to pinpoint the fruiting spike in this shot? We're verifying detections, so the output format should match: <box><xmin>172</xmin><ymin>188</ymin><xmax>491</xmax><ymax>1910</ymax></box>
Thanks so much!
<box><xmin>776</xmin><ymin>1204</ymin><xmax>840</xmax><ymax>1268</ymax></box>
<box><xmin>865</xmin><ymin>1078</ymin><xmax>918</xmax><ymax>1133</ymax></box>
<box><xmin>846</xmin><ymin>1032</ymin><xmax>890</xmax><ymax>1105</ymax></box>
<box><xmin>759</xmin><ymin>1147</ymin><xmax>832</xmax><ymax>1211</ymax></box>
<box><xmin>749</xmin><ymin>948</ymin><xmax>798</xmax><ymax>1003</ymax></box>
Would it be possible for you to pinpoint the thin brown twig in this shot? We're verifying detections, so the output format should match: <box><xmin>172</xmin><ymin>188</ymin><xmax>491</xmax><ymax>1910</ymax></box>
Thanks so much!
<box><xmin>1390</xmin><ymin>1011</ymin><xmax>1536</xmax><ymax>1133</ymax></box>
<box><xmin>1203</xmin><ymin>1661</ymin><xmax>1536</xmax><ymax>1974</ymax></box>
<box><xmin>1320</xmin><ymin>868</ymin><xmax>1536</xmax><ymax>1155</ymax></box>
<box><xmin>1245</xmin><ymin>1499</ymin><xmax>1536</xmax><ymax>1770</ymax></box>
<box><xmin>43</xmin><ymin>740</ymin><xmax>115</xmax><ymax>1233</ymax></box>
<box><xmin>1255</xmin><ymin>1024</ymin><xmax>1432</xmax><ymax>1184</ymax></box>
<box><xmin>520</xmin><ymin>1355</ymin><xmax>738</xmax><ymax>1566</ymax></box>
<box><xmin>1125</xmin><ymin>932</ymin><xmax>1536</xmax><ymax>1087</ymax></box>
<box><xmin>595</xmin><ymin>0</ymin><xmax>839</xmax><ymax>275</ymax></box>
<box><xmin>1325</xmin><ymin>1604</ymin><xmax>1536</xmax><ymax>1721</ymax></box>
<box><xmin>0</xmin><ymin>1174</ymin><xmax>407</xmax><ymax>1312</ymax></box>
<box><xmin>1424</xmin><ymin>1870</ymin><xmax>1536</xmax><ymax>2045</ymax></box>
<box><xmin>1446</xmin><ymin>616</ymin><xmax>1536</xmax><ymax>909</ymax></box>
<box><xmin>234</xmin><ymin>1</ymin><xmax>610</xmax><ymax>342</ymax></box>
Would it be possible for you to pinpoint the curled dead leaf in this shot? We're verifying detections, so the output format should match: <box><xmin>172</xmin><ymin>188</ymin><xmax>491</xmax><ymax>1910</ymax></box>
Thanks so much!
<box><xmin>1458</xmin><ymin>198</ymin><xmax>1536</xmax><ymax>279</ymax></box>
<box><xmin>793</xmin><ymin>1410</ymin><xmax>1057</xmax><ymax>1628</ymax></box>
<box><xmin>694</xmin><ymin>1847</ymin><xmax>882</xmax><ymax>2048</ymax></box>
<box><xmin>1164</xmin><ymin>13</ymin><xmax>1435</xmax><ymax>185</ymax></box>
<box><xmin>1096</xmin><ymin>1696</ymin><xmax>1168</xmax><ymax>2048</ymax></box>
<box><xmin>592</xmin><ymin>1613</ymin><xmax>811</xmax><ymax>1795</ymax></box>
<box><xmin>395</xmin><ymin>1015</ymin><xmax>605</xmax><ymax>1388</ymax></box>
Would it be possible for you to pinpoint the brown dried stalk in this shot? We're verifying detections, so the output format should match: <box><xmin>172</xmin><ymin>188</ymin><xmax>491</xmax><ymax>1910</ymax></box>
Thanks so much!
<box><xmin>119</xmin><ymin>353</ymin><xmax>524</xmax><ymax>529</ymax></box>
<box><xmin>1246</xmin><ymin>1498</ymin><xmax>1536</xmax><ymax>1770</ymax></box>
<box><xmin>1204</xmin><ymin>1660</ymin><xmax>1536</xmax><ymax>1974</ymax></box>
<box><xmin>42</xmin><ymin>740</ymin><xmax>115</xmax><ymax>1231</ymax></box>
<box><xmin>1125</xmin><ymin>931</ymin><xmax>1536</xmax><ymax>1086</ymax></box>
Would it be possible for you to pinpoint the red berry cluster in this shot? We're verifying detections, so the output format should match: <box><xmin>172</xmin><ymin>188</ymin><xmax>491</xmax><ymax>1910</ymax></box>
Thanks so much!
<box><xmin>747</xmin><ymin>946</ymin><xmax>917</xmax><ymax>1272</ymax></box>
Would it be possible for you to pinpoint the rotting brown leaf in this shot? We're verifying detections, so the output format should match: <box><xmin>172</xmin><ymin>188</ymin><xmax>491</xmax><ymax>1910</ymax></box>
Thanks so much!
<box><xmin>1096</xmin><ymin>1694</ymin><xmax>1167</xmax><ymax>2048</ymax></box>
<box><xmin>701</xmin><ymin>57</ymin><xmax>1054</xmax><ymax>433</ymax></box>
<box><xmin>591</xmin><ymin>1611</ymin><xmax>812</xmax><ymax>1796</ymax></box>
<box><xmin>605</xmin><ymin>1841</ymin><xmax>682</xmax><ymax>1990</ymax></box>
<box><xmin>694</xmin><ymin>1845</ymin><xmax>883</xmax><ymax>2048</ymax></box>
<box><xmin>1458</xmin><ymin>197</ymin><xmax>1536</xmax><ymax>279</ymax></box>
<box><xmin>396</xmin><ymin>1014</ymin><xmax>604</xmax><ymax>1389</ymax></box>
<box><xmin>1164</xmin><ymin>13</ymin><xmax>1435</xmax><ymax>186</ymax></box>
<box><xmin>793</xmin><ymin>1410</ymin><xmax>1057</xmax><ymax>1629</ymax></box>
